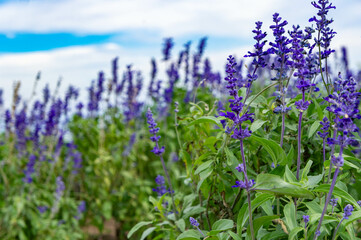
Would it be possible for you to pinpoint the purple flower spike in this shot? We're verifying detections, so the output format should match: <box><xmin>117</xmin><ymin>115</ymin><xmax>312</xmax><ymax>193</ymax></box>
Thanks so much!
<box><xmin>147</xmin><ymin>108</ymin><xmax>165</xmax><ymax>156</ymax></box>
<box><xmin>189</xmin><ymin>217</ymin><xmax>199</xmax><ymax>227</ymax></box>
<box><xmin>357</xmin><ymin>200</ymin><xmax>361</xmax><ymax>207</ymax></box>
<box><xmin>330</xmin><ymin>198</ymin><xmax>338</xmax><ymax>207</ymax></box>
<box><xmin>232</xmin><ymin>179</ymin><xmax>255</xmax><ymax>190</ymax></box>
<box><xmin>331</xmin><ymin>155</ymin><xmax>344</xmax><ymax>168</ymax></box>
<box><xmin>303</xmin><ymin>215</ymin><xmax>309</xmax><ymax>228</ymax></box>
<box><xmin>162</xmin><ymin>38</ymin><xmax>174</xmax><ymax>61</ymax></box>
<box><xmin>343</xmin><ymin>204</ymin><xmax>353</xmax><ymax>220</ymax></box>
<box><xmin>236</xmin><ymin>164</ymin><xmax>245</xmax><ymax>173</ymax></box>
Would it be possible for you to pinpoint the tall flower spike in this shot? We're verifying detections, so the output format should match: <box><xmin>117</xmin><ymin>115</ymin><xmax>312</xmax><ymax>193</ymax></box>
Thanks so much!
<box><xmin>146</xmin><ymin>108</ymin><xmax>165</xmax><ymax>155</ymax></box>
<box><xmin>162</xmin><ymin>38</ymin><xmax>174</xmax><ymax>61</ymax></box>
<box><xmin>309</xmin><ymin>0</ymin><xmax>336</xmax><ymax>58</ymax></box>
<box><xmin>189</xmin><ymin>217</ymin><xmax>204</xmax><ymax>236</ymax></box>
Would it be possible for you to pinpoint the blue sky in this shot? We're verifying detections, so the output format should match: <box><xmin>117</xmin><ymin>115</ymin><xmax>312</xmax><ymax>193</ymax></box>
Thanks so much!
<box><xmin>0</xmin><ymin>0</ymin><xmax>360</xmax><ymax>106</ymax></box>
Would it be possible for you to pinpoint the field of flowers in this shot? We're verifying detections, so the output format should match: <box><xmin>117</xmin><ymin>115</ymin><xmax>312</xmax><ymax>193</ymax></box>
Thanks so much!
<box><xmin>0</xmin><ymin>0</ymin><xmax>360</xmax><ymax>239</ymax></box>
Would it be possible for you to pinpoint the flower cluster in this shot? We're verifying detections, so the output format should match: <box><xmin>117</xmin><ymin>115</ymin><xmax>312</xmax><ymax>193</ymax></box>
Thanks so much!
<box><xmin>152</xmin><ymin>175</ymin><xmax>172</xmax><ymax>197</ymax></box>
<box><xmin>309</xmin><ymin>0</ymin><xmax>337</xmax><ymax>58</ymax></box>
<box><xmin>146</xmin><ymin>109</ymin><xmax>165</xmax><ymax>155</ymax></box>
<box><xmin>342</xmin><ymin>204</ymin><xmax>353</xmax><ymax>220</ymax></box>
<box><xmin>317</xmin><ymin>117</ymin><xmax>330</xmax><ymax>138</ymax></box>
<box><xmin>303</xmin><ymin>215</ymin><xmax>309</xmax><ymax>228</ymax></box>
<box><xmin>232</xmin><ymin>179</ymin><xmax>255</xmax><ymax>190</ymax></box>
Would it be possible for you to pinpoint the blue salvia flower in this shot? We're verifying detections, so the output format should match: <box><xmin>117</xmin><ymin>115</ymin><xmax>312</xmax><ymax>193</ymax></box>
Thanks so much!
<box><xmin>269</xmin><ymin>13</ymin><xmax>292</xmax><ymax>70</ymax></box>
<box><xmin>162</xmin><ymin>38</ymin><xmax>174</xmax><ymax>61</ymax></box>
<box><xmin>190</xmin><ymin>217</ymin><xmax>199</xmax><ymax>227</ymax></box>
<box><xmin>15</xmin><ymin>107</ymin><xmax>27</xmax><ymax>153</ymax></box>
<box><xmin>0</xmin><ymin>89</ymin><xmax>3</xmax><ymax>108</ymax></box>
<box><xmin>221</xmin><ymin>55</ymin><xmax>254</xmax><ymax>139</ymax></box>
<box><xmin>75</xmin><ymin>201</ymin><xmax>86</xmax><ymax>220</ymax></box>
<box><xmin>315</xmin><ymin>76</ymin><xmax>360</xmax><ymax>239</ymax></box>
<box><xmin>232</xmin><ymin>179</ymin><xmax>255</xmax><ymax>190</ymax></box>
<box><xmin>76</xmin><ymin>102</ymin><xmax>84</xmax><ymax>117</ymax></box>
<box><xmin>318</xmin><ymin>117</ymin><xmax>330</xmax><ymax>138</ymax></box>
<box><xmin>55</xmin><ymin>176</ymin><xmax>65</xmax><ymax>200</ymax></box>
<box><xmin>122</xmin><ymin>133</ymin><xmax>136</xmax><ymax>157</ymax></box>
<box><xmin>43</xmin><ymin>84</ymin><xmax>50</xmax><ymax>105</ymax></box>
<box><xmin>5</xmin><ymin>110</ymin><xmax>11</xmax><ymax>133</ymax></box>
<box><xmin>148</xmin><ymin>58</ymin><xmax>157</xmax><ymax>98</ymax></box>
<box><xmin>332</xmin><ymin>204</ymin><xmax>354</xmax><ymax>239</ymax></box>
<box><xmin>343</xmin><ymin>204</ymin><xmax>353</xmax><ymax>220</ymax></box>
<box><xmin>23</xmin><ymin>154</ymin><xmax>37</xmax><ymax>183</ymax></box>
<box><xmin>245</xmin><ymin>21</ymin><xmax>269</xmax><ymax>68</ymax></box>
<box><xmin>44</xmin><ymin>99</ymin><xmax>62</xmax><ymax>136</ymax></box>
<box><xmin>197</xmin><ymin>37</ymin><xmax>207</xmax><ymax>58</ymax></box>
<box><xmin>146</xmin><ymin>108</ymin><xmax>165</xmax><ymax>155</ymax></box>
<box><xmin>357</xmin><ymin>200</ymin><xmax>361</xmax><ymax>207</ymax></box>
<box><xmin>112</xmin><ymin>57</ymin><xmax>118</xmax><ymax>85</ymax></box>
<box><xmin>52</xmin><ymin>176</ymin><xmax>65</xmax><ymax>215</ymax></box>
<box><xmin>303</xmin><ymin>215</ymin><xmax>309</xmax><ymax>228</ymax></box>
<box><xmin>183</xmin><ymin>41</ymin><xmax>191</xmax><ymax>84</ymax></box>
<box><xmin>63</xmin><ymin>85</ymin><xmax>79</xmax><ymax>116</ymax></box>
<box><xmin>152</xmin><ymin>175</ymin><xmax>171</xmax><ymax>197</ymax></box>
<box><xmin>189</xmin><ymin>217</ymin><xmax>204</xmax><ymax>236</ymax></box>
<box><xmin>309</xmin><ymin>0</ymin><xmax>336</xmax><ymax>58</ymax></box>
<box><xmin>38</xmin><ymin>206</ymin><xmax>48</xmax><ymax>214</ymax></box>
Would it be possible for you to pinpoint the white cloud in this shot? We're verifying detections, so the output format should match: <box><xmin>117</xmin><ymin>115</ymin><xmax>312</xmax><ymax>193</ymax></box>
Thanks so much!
<box><xmin>0</xmin><ymin>0</ymin><xmax>361</xmax><ymax>108</ymax></box>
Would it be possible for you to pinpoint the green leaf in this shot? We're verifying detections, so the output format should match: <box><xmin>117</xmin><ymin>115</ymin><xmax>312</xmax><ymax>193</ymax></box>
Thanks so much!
<box><xmin>284</xmin><ymin>202</ymin><xmax>297</xmax><ymax>231</ymax></box>
<box><xmin>288</xmin><ymin>227</ymin><xmax>304</xmax><ymax>240</ymax></box>
<box><xmin>227</xmin><ymin>231</ymin><xmax>242</xmax><ymax>240</ymax></box>
<box><xmin>211</xmin><ymin>219</ymin><xmax>233</xmax><ymax>235</ymax></box>
<box><xmin>183</xmin><ymin>206</ymin><xmax>206</xmax><ymax>220</ymax></box>
<box><xmin>284</xmin><ymin>165</ymin><xmax>297</xmax><ymax>183</ymax></box>
<box><xmin>344</xmin><ymin>210</ymin><xmax>361</xmax><ymax>226</ymax></box>
<box><xmin>313</xmin><ymin>184</ymin><xmax>361</xmax><ymax>210</ymax></box>
<box><xmin>249</xmin><ymin>215</ymin><xmax>279</xmax><ymax>237</ymax></box>
<box><xmin>286</xmin><ymin>145</ymin><xmax>295</xmax><ymax>165</ymax></box>
<box><xmin>250</xmin><ymin>119</ymin><xmax>267</xmax><ymax>133</ymax></box>
<box><xmin>176</xmin><ymin>230</ymin><xmax>202</xmax><ymax>240</ymax></box>
<box><xmin>255</xmin><ymin>174</ymin><xmax>315</xmax><ymax>199</ymax></box>
<box><xmin>188</xmin><ymin>116</ymin><xmax>223</xmax><ymax>127</ymax></box>
<box><xmin>249</xmin><ymin>136</ymin><xmax>287</xmax><ymax>165</ymax></box>
<box><xmin>308</xmin><ymin>121</ymin><xmax>320</xmax><ymax>138</ymax></box>
<box><xmin>140</xmin><ymin>227</ymin><xmax>156</xmax><ymax>240</ymax></box>
<box><xmin>176</xmin><ymin>219</ymin><xmax>186</xmax><ymax>232</ymax></box>
<box><xmin>301</xmin><ymin>160</ymin><xmax>313</xmax><ymax>181</ymax></box>
<box><xmin>237</xmin><ymin>193</ymin><xmax>274</xmax><ymax>233</ymax></box>
<box><xmin>102</xmin><ymin>201</ymin><xmax>112</xmax><ymax>219</ymax></box>
<box><xmin>127</xmin><ymin>221</ymin><xmax>153</xmax><ymax>238</ymax></box>
<box><xmin>194</xmin><ymin>160</ymin><xmax>213</xmax><ymax>175</ymax></box>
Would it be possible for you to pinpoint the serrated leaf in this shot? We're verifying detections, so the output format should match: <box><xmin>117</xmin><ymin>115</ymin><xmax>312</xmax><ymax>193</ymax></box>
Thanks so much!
<box><xmin>255</xmin><ymin>174</ymin><xmax>314</xmax><ymax>199</ymax></box>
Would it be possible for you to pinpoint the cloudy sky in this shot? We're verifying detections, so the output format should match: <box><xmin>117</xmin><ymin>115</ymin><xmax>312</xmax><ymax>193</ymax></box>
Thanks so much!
<box><xmin>0</xmin><ymin>0</ymin><xmax>360</xmax><ymax>105</ymax></box>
